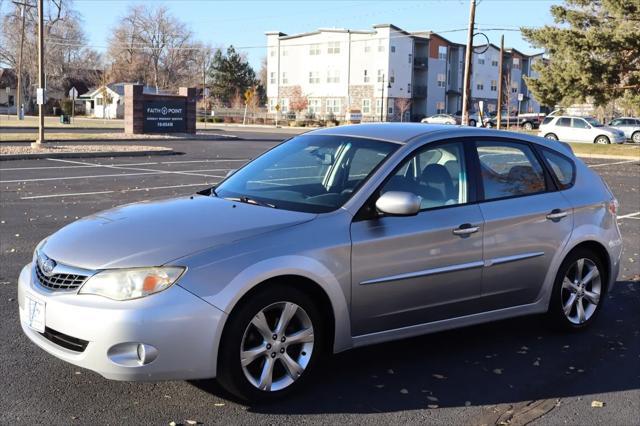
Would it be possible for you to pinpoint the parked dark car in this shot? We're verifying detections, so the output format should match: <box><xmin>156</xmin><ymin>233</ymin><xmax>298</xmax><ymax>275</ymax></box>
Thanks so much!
<box><xmin>485</xmin><ymin>113</ymin><xmax>544</xmax><ymax>130</ymax></box>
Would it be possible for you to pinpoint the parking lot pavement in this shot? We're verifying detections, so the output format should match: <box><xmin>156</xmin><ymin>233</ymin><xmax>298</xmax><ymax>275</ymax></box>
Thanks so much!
<box><xmin>0</xmin><ymin>131</ymin><xmax>638</xmax><ymax>425</ymax></box>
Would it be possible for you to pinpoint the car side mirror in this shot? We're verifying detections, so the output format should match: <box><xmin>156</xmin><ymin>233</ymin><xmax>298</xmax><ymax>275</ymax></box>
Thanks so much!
<box><xmin>375</xmin><ymin>191</ymin><xmax>421</xmax><ymax>216</ymax></box>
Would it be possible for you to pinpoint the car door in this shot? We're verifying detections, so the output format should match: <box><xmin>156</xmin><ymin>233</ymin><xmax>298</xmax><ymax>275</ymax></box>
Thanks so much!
<box><xmin>473</xmin><ymin>139</ymin><xmax>573</xmax><ymax>310</ymax></box>
<box><xmin>350</xmin><ymin>141</ymin><xmax>484</xmax><ymax>336</ymax></box>
<box><xmin>554</xmin><ymin>117</ymin><xmax>572</xmax><ymax>141</ymax></box>
<box><xmin>571</xmin><ymin>118</ymin><xmax>593</xmax><ymax>143</ymax></box>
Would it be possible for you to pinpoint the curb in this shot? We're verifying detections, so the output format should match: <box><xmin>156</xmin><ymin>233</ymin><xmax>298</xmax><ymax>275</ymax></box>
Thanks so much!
<box><xmin>0</xmin><ymin>149</ymin><xmax>179</xmax><ymax>161</ymax></box>
<box><xmin>0</xmin><ymin>134</ymin><xmax>238</xmax><ymax>144</ymax></box>
<box><xmin>574</xmin><ymin>153</ymin><xmax>640</xmax><ymax>160</ymax></box>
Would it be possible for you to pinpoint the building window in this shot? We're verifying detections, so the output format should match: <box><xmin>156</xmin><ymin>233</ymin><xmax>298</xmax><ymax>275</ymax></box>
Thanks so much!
<box><xmin>491</xmin><ymin>57</ymin><xmax>499</xmax><ymax>67</ymax></box>
<box><xmin>437</xmin><ymin>73</ymin><xmax>446</xmax><ymax>88</ymax></box>
<box><xmin>377</xmin><ymin>69</ymin><xmax>384</xmax><ymax>83</ymax></box>
<box><xmin>388</xmin><ymin>103</ymin><xmax>394</xmax><ymax>115</ymax></box>
<box><xmin>511</xmin><ymin>83</ymin><xmax>518</xmax><ymax>93</ymax></box>
<box><xmin>362</xmin><ymin>99</ymin><xmax>371</xmax><ymax>114</ymax></box>
<box><xmin>391</xmin><ymin>45</ymin><xmax>396</xmax><ymax>53</ymax></box>
<box><xmin>282</xmin><ymin>72</ymin><xmax>288</xmax><ymax>84</ymax></box>
<box><xmin>364</xmin><ymin>69</ymin><xmax>370</xmax><ymax>83</ymax></box>
<box><xmin>308</xmin><ymin>98</ymin><xmax>321</xmax><ymax>114</ymax></box>
<box><xmin>268</xmin><ymin>98</ymin><xmax>277</xmax><ymax>112</ymax></box>
<box><xmin>270</xmin><ymin>48</ymin><xmax>275</xmax><ymax>57</ymax></box>
<box><xmin>378</xmin><ymin>39</ymin><xmax>385</xmax><ymax>52</ymax></box>
<box><xmin>487</xmin><ymin>103</ymin><xmax>496</xmax><ymax>112</ymax></box>
<box><xmin>326</xmin><ymin>98</ymin><xmax>341</xmax><ymax>114</ymax></box>
<box><xmin>407</xmin><ymin>83</ymin><xmax>411</xmax><ymax>93</ymax></box>
<box><xmin>280</xmin><ymin>98</ymin><xmax>289</xmax><ymax>113</ymax></box>
<box><xmin>478</xmin><ymin>54</ymin><xmax>485</xmax><ymax>65</ymax></box>
<box><xmin>364</xmin><ymin>42</ymin><xmax>371</xmax><ymax>53</ymax></box>
<box><xmin>269</xmin><ymin>72</ymin><xmax>276</xmax><ymax>84</ymax></box>
<box><xmin>438</xmin><ymin>46</ymin><xmax>447</xmax><ymax>60</ymax></box>
<box><xmin>281</xmin><ymin>47</ymin><xmax>288</xmax><ymax>57</ymax></box>
<box><xmin>327</xmin><ymin>70</ymin><xmax>340</xmax><ymax>83</ymax></box>
<box><xmin>490</xmin><ymin>80</ymin><xmax>497</xmax><ymax>91</ymax></box>
<box><xmin>513</xmin><ymin>57</ymin><xmax>520</xmax><ymax>69</ymax></box>
<box><xmin>375</xmin><ymin>99</ymin><xmax>382</xmax><ymax>115</ymax></box>
<box><xmin>309</xmin><ymin>44</ymin><xmax>321</xmax><ymax>55</ymax></box>
<box><xmin>327</xmin><ymin>41</ymin><xmax>340</xmax><ymax>54</ymax></box>
<box><xmin>309</xmin><ymin>71</ymin><xmax>320</xmax><ymax>84</ymax></box>
<box><xmin>389</xmin><ymin>72</ymin><xmax>395</xmax><ymax>84</ymax></box>
<box><xmin>96</xmin><ymin>97</ymin><xmax>103</xmax><ymax>106</ymax></box>
<box><xmin>436</xmin><ymin>101</ymin><xmax>445</xmax><ymax>114</ymax></box>
<box><xmin>408</xmin><ymin>53</ymin><xmax>412</xmax><ymax>64</ymax></box>
<box><xmin>476</xmin><ymin>81</ymin><xmax>484</xmax><ymax>90</ymax></box>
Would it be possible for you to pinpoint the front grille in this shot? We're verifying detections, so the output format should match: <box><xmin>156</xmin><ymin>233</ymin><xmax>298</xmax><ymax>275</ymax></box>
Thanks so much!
<box><xmin>35</xmin><ymin>262</ymin><xmax>88</xmax><ymax>291</ymax></box>
<box><xmin>40</xmin><ymin>327</ymin><xmax>89</xmax><ymax>352</ymax></box>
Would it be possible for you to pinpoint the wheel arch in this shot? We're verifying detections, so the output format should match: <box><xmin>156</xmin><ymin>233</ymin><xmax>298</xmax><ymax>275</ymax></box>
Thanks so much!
<box><xmin>205</xmin><ymin>255</ymin><xmax>352</xmax><ymax>377</ymax></box>
<box><xmin>593</xmin><ymin>134</ymin><xmax>610</xmax><ymax>143</ymax></box>
<box><xmin>562</xmin><ymin>240</ymin><xmax>611</xmax><ymax>293</ymax></box>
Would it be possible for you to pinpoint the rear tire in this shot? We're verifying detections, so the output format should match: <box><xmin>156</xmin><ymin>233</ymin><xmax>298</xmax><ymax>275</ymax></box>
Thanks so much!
<box><xmin>523</xmin><ymin>122</ymin><xmax>533</xmax><ymax>131</ymax></box>
<box><xmin>544</xmin><ymin>133</ymin><xmax>558</xmax><ymax>140</ymax></box>
<box><xmin>632</xmin><ymin>131</ymin><xmax>640</xmax><ymax>143</ymax></box>
<box><xmin>546</xmin><ymin>248</ymin><xmax>606</xmax><ymax>331</ymax></box>
<box><xmin>217</xmin><ymin>283</ymin><xmax>326</xmax><ymax>402</ymax></box>
<box><xmin>594</xmin><ymin>135</ymin><xmax>610</xmax><ymax>144</ymax></box>
<box><xmin>469</xmin><ymin>119</ymin><xmax>476</xmax><ymax>127</ymax></box>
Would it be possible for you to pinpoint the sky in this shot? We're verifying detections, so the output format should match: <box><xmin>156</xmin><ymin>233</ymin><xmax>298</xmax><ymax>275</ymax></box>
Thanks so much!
<box><xmin>70</xmin><ymin>0</ymin><xmax>559</xmax><ymax>69</ymax></box>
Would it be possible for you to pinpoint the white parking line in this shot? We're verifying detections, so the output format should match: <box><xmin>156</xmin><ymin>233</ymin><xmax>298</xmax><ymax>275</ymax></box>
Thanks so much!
<box><xmin>0</xmin><ymin>158</ymin><xmax>250</xmax><ymax>172</ymax></box>
<box><xmin>617</xmin><ymin>211</ymin><xmax>640</xmax><ymax>220</ymax></box>
<box><xmin>589</xmin><ymin>159</ymin><xmax>639</xmax><ymax>168</ymax></box>
<box><xmin>20</xmin><ymin>182</ymin><xmax>218</xmax><ymax>200</ymax></box>
<box><xmin>1</xmin><ymin>169</ymin><xmax>228</xmax><ymax>183</ymax></box>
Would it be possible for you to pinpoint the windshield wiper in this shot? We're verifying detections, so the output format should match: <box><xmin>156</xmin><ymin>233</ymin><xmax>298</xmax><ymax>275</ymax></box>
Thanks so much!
<box><xmin>224</xmin><ymin>196</ymin><xmax>276</xmax><ymax>209</ymax></box>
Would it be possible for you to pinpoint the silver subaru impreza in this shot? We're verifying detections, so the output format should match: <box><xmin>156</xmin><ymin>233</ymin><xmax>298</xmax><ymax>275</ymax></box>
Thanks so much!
<box><xmin>18</xmin><ymin>124</ymin><xmax>622</xmax><ymax>401</ymax></box>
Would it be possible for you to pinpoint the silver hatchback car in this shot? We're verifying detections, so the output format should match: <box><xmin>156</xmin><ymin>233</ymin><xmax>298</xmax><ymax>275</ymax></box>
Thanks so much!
<box><xmin>18</xmin><ymin>124</ymin><xmax>622</xmax><ymax>401</ymax></box>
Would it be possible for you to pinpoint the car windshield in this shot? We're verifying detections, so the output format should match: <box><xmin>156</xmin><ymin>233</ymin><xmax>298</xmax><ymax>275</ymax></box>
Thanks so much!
<box><xmin>584</xmin><ymin>117</ymin><xmax>603</xmax><ymax>127</ymax></box>
<box><xmin>214</xmin><ymin>134</ymin><xmax>399</xmax><ymax>213</ymax></box>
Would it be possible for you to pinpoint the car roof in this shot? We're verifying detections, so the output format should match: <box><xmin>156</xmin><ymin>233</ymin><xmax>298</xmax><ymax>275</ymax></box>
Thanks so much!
<box><xmin>305</xmin><ymin>123</ymin><xmax>574</xmax><ymax>156</ymax></box>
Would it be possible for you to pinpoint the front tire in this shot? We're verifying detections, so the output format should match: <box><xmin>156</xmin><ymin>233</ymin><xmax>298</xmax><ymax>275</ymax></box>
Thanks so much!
<box><xmin>544</xmin><ymin>133</ymin><xmax>558</xmax><ymax>140</ymax></box>
<box><xmin>217</xmin><ymin>283</ymin><xmax>326</xmax><ymax>402</ymax></box>
<box><xmin>469</xmin><ymin>119</ymin><xmax>476</xmax><ymax>127</ymax></box>
<box><xmin>595</xmin><ymin>135</ymin><xmax>610</xmax><ymax>144</ymax></box>
<box><xmin>632</xmin><ymin>131</ymin><xmax>640</xmax><ymax>143</ymax></box>
<box><xmin>546</xmin><ymin>249</ymin><xmax>605</xmax><ymax>331</ymax></box>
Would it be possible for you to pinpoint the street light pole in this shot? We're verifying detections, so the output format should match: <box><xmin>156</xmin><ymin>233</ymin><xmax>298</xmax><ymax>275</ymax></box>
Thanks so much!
<box><xmin>497</xmin><ymin>34</ymin><xmax>504</xmax><ymax>130</ymax></box>
<box><xmin>14</xmin><ymin>1</ymin><xmax>27</xmax><ymax>121</ymax></box>
<box><xmin>33</xmin><ymin>0</ymin><xmax>45</xmax><ymax>147</ymax></box>
<box><xmin>461</xmin><ymin>0</ymin><xmax>476</xmax><ymax>126</ymax></box>
<box><xmin>380</xmin><ymin>74</ymin><xmax>385</xmax><ymax>122</ymax></box>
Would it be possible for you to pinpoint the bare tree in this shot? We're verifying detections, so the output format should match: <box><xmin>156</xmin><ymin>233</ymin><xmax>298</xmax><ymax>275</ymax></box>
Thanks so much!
<box><xmin>107</xmin><ymin>5</ymin><xmax>200</xmax><ymax>92</ymax></box>
<box><xmin>396</xmin><ymin>98</ymin><xmax>412</xmax><ymax>122</ymax></box>
<box><xmin>0</xmin><ymin>0</ymin><xmax>101</xmax><ymax>111</ymax></box>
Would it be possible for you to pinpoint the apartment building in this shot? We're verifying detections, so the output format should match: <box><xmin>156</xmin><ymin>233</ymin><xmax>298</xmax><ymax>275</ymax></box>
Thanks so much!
<box><xmin>266</xmin><ymin>24</ymin><xmax>545</xmax><ymax>122</ymax></box>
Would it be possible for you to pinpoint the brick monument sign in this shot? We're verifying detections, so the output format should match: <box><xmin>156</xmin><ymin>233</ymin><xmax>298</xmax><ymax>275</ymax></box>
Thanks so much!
<box><xmin>124</xmin><ymin>84</ymin><xmax>196</xmax><ymax>134</ymax></box>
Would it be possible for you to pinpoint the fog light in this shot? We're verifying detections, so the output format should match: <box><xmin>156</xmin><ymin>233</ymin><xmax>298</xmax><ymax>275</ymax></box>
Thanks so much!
<box><xmin>136</xmin><ymin>343</ymin><xmax>158</xmax><ymax>365</ymax></box>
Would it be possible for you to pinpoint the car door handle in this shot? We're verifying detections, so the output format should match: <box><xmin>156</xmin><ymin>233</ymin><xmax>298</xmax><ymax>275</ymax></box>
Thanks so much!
<box><xmin>452</xmin><ymin>223</ymin><xmax>480</xmax><ymax>236</ymax></box>
<box><xmin>546</xmin><ymin>209</ymin><xmax>568</xmax><ymax>221</ymax></box>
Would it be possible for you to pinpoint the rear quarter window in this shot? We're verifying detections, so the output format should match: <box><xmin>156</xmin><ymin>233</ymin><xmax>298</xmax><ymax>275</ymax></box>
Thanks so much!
<box><xmin>540</xmin><ymin>148</ymin><xmax>575</xmax><ymax>189</ymax></box>
<box><xmin>541</xmin><ymin>116</ymin><xmax>554</xmax><ymax>125</ymax></box>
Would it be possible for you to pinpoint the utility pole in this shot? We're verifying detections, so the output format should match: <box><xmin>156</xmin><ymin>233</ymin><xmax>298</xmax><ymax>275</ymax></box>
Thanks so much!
<box><xmin>496</xmin><ymin>34</ymin><xmax>504</xmax><ymax>130</ymax></box>
<box><xmin>13</xmin><ymin>1</ymin><xmax>28</xmax><ymax>121</ymax></box>
<box><xmin>202</xmin><ymin>57</ymin><xmax>207</xmax><ymax>129</ymax></box>
<box><xmin>32</xmin><ymin>0</ymin><xmax>45</xmax><ymax>147</ymax></box>
<box><xmin>461</xmin><ymin>0</ymin><xmax>476</xmax><ymax>126</ymax></box>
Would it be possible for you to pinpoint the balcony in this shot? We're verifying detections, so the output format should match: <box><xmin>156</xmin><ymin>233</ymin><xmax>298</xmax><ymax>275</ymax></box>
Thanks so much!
<box><xmin>413</xmin><ymin>86</ymin><xmax>427</xmax><ymax>97</ymax></box>
<box><xmin>413</xmin><ymin>57</ymin><xmax>428</xmax><ymax>68</ymax></box>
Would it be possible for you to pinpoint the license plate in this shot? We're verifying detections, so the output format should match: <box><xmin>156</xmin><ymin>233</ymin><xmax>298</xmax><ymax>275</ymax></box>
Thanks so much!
<box><xmin>25</xmin><ymin>295</ymin><xmax>45</xmax><ymax>333</ymax></box>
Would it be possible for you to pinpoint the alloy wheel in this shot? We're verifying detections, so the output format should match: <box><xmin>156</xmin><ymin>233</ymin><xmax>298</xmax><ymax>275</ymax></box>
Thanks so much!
<box><xmin>523</xmin><ymin>122</ymin><xmax>533</xmax><ymax>131</ymax></box>
<box><xmin>632</xmin><ymin>132</ymin><xmax>640</xmax><ymax>143</ymax></box>
<box><xmin>561</xmin><ymin>258</ymin><xmax>602</xmax><ymax>325</ymax></box>
<box><xmin>240</xmin><ymin>301</ymin><xmax>314</xmax><ymax>392</ymax></box>
<box><xmin>595</xmin><ymin>136</ymin><xmax>610</xmax><ymax>144</ymax></box>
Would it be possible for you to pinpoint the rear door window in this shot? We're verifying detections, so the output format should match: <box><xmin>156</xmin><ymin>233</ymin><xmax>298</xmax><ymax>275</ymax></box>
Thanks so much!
<box><xmin>556</xmin><ymin>117</ymin><xmax>571</xmax><ymax>127</ymax></box>
<box><xmin>476</xmin><ymin>141</ymin><xmax>547</xmax><ymax>201</ymax></box>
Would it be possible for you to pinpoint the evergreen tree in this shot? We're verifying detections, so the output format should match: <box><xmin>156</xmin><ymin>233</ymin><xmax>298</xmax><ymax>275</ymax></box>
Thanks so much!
<box><xmin>521</xmin><ymin>0</ymin><xmax>640</xmax><ymax>110</ymax></box>
<box><xmin>208</xmin><ymin>46</ymin><xmax>257</xmax><ymax>106</ymax></box>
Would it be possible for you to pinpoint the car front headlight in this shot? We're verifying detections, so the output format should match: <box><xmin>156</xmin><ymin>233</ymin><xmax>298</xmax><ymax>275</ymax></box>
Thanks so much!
<box><xmin>79</xmin><ymin>267</ymin><xmax>185</xmax><ymax>301</ymax></box>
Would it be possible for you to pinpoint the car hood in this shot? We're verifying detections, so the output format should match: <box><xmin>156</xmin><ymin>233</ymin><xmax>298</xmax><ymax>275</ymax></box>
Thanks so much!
<box><xmin>41</xmin><ymin>195</ymin><xmax>316</xmax><ymax>270</ymax></box>
<box><xmin>601</xmin><ymin>126</ymin><xmax>623</xmax><ymax>134</ymax></box>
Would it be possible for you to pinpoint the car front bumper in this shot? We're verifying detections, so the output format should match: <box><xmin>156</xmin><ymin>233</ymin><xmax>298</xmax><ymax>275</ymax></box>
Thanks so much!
<box><xmin>17</xmin><ymin>263</ymin><xmax>227</xmax><ymax>381</ymax></box>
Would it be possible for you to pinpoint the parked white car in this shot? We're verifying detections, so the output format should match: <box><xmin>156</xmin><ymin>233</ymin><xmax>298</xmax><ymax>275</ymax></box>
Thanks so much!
<box><xmin>421</xmin><ymin>114</ymin><xmax>459</xmax><ymax>125</ymax></box>
<box><xmin>538</xmin><ymin>116</ymin><xmax>626</xmax><ymax>144</ymax></box>
<box><xmin>607</xmin><ymin>117</ymin><xmax>640</xmax><ymax>143</ymax></box>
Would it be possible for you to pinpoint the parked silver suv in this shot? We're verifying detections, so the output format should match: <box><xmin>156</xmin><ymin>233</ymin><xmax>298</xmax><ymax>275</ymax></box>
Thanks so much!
<box><xmin>608</xmin><ymin>117</ymin><xmax>640</xmax><ymax>143</ymax></box>
<box><xmin>18</xmin><ymin>124</ymin><xmax>622</xmax><ymax>401</ymax></box>
<box><xmin>539</xmin><ymin>115</ymin><xmax>626</xmax><ymax>144</ymax></box>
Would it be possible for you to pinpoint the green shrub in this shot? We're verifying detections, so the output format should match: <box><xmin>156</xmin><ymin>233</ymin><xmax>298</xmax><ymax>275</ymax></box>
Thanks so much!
<box><xmin>61</xmin><ymin>99</ymin><xmax>73</xmax><ymax>116</ymax></box>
